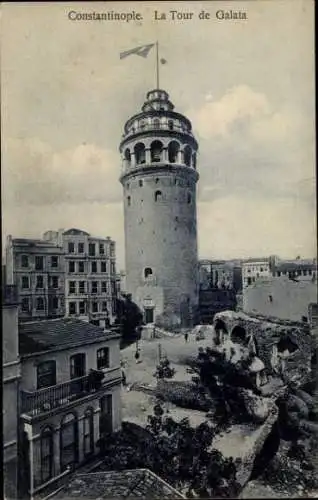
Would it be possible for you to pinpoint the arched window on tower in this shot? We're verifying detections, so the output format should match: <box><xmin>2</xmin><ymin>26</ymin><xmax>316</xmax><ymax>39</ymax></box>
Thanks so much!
<box><xmin>124</xmin><ymin>148</ymin><xmax>131</xmax><ymax>167</ymax></box>
<box><xmin>184</xmin><ymin>145</ymin><xmax>192</xmax><ymax>167</ymax></box>
<box><xmin>153</xmin><ymin>118</ymin><xmax>160</xmax><ymax>129</ymax></box>
<box><xmin>187</xmin><ymin>192</ymin><xmax>192</xmax><ymax>204</ymax></box>
<box><xmin>134</xmin><ymin>143</ymin><xmax>146</xmax><ymax>165</ymax></box>
<box><xmin>144</xmin><ymin>267</ymin><xmax>153</xmax><ymax>279</ymax></box>
<box><xmin>127</xmin><ymin>196</ymin><xmax>131</xmax><ymax>207</ymax></box>
<box><xmin>168</xmin><ymin>120</ymin><xmax>174</xmax><ymax>131</ymax></box>
<box><xmin>154</xmin><ymin>190</ymin><xmax>162</xmax><ymax>202</ymax></box>
<box><xmin>168</xmin><ymin>141</ymin><xmax>180</xmax><ymax>163</ymax></box>
<box><xmin>151</xmin><ymin>140</ymin><xmax>163</xmax><ymax>163</ymax></box>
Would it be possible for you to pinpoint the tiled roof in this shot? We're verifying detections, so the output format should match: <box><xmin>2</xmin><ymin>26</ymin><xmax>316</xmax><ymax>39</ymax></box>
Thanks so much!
<box><xmin>19</xmin><ymin>318</ymin><xmax>118</xmax><ymax>356</ymax></box>
<box><xmin>50</xmin><ymin>470</ymin><xmax>185</xmax><ymax>499</ymax></box>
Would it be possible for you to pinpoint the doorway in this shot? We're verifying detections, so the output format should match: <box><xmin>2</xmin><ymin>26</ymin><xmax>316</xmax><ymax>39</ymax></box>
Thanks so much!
<box><xmin>145</xmin><ymin>308</ymin><xmax>154</xmax><ymax>324</ymax></box>
<box><xmin>99</xmin><ymin>395</ymin><xmax>113</xmax><ymax>439</ymax></box>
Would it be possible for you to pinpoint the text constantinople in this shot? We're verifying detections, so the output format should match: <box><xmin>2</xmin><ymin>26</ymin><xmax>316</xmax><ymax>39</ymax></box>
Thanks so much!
<box><xmin>68</xmin><ymin>11</ymin><xmax>143</xmax><ymax>22</ymax></box>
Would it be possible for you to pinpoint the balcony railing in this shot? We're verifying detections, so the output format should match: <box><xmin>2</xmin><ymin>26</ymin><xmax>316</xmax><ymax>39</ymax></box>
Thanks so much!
<box><xmin>123</xmin><ymin>123</ymin><xmax>194</xmax><ymax>138</ymax></box>
<box><xmin>21</xmin><ymin>370</ymin><xmax>121</xmax><ymax>417</ymax></box>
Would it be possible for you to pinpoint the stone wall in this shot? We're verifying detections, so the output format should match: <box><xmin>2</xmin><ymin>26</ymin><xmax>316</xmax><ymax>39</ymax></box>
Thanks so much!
<box><xmin>213</xmin><ymin>310</ymin><xmax>312</xmax><ymax>383</ymax></box>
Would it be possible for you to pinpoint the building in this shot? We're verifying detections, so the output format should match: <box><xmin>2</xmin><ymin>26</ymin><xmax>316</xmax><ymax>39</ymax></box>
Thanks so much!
<box><xmin>271</xmin><ymin>258</ymin><xmax>317</xmax><ymax>281</ymax></box>
<box><xmin>5</xmin><ymin>236</ymin><xmax>65</xmax><ymax>322</ymax></box>
<box><xmin>18</xmin><ymin>317</ymin><xmax>122</xmax><ymax>498</ymax></box>
<box><xmin>199</xmin><ymin>260</ymin><xmax>242</xmax><ymax>292</ymax></box>
<box><xmin>119</xmin><ymin>89</ymin><xmax>199</xmax><ymax>328</ymax></box>
<box><xmin>43</xmin><ymin>229</ymin><xmax>117</xmax><ymax>328</ymax></box>
<box><xmin>46</xmin><ymin>469</ymin><xmax>185</xmax><ymax>499</ymax></box>
<box><xmin>3</xmin><ymin>285</ymin><xmax>21</xmax><ymax>499</ymax></box>
<box><xmin>243</xmin><ymin>275</ymin><xmax>318</xmax><ymax>322</ymax></box>
<box><xmin>242</xmin><ymin>258</ymin><xmax>272</xmax><ymax>288</ymax></box>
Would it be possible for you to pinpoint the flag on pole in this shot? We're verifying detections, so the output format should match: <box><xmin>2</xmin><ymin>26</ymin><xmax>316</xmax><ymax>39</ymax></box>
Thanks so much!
<box><xmin>160</xmin><ymin>58</ymin><xmax>167</xmax><ymax>65</ymax></box>
<box><xmin>120</xmin><ymin>43</ymin><xmax>155</xmax><ymax>60</ymax></box>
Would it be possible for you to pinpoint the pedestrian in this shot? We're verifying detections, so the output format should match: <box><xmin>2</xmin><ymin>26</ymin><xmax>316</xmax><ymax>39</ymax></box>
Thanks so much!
<box><xmin>184</xmin><ymin>331</ymin><xmax>189</xmax><ymax>343</ymax></box>
<box><xmin>135</xmin><ymin>349</ymin><xmax>140</xmax><ymax>363</ymax></box>
<box><xmin>122</xmin><ymin>370</ymin><xmax>127</xmax><ymax>386</ymax></box>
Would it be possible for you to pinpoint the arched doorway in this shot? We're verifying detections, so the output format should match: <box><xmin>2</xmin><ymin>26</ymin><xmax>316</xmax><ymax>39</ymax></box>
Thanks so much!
<box><xmin>231</xmin><ymin>325</ymin><xmax>247</xmax><ymax>344</ymax></box>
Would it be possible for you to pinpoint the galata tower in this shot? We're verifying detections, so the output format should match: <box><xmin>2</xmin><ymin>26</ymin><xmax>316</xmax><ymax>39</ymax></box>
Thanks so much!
<box><xmin>119</xmin><ymin>89</ymin><xmax>199</xmax><ymax>329</ymax></box>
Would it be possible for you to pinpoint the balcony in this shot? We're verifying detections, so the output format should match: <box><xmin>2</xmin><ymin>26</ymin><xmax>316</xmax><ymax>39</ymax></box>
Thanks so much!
<box><xmin>2</xmin><ymin>285</ymin><xmax>18</xmax><ymax>306</ymax></box>
<box><xmin>21</xmin><ymin>370</ymin><xmax>121</xmax><ymax>418</ymax></box>
<box><xmin>123</xmin><ymin>122</ymin><xmax>194</xmax><ymax>138</ymax></box>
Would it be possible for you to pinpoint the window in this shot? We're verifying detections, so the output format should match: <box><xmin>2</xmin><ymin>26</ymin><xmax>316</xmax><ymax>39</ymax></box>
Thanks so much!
<box><xmin>150</xmin><ymin>140</ymin><xmax>163</xmax><ymax>162</ymax></box>
<box><xmin>36</xmin><ymin>297</ymin><xmax>45</xmax><ymax>311</ymax></box>
<box><xmin>69</xmin><ymin>261</ymin><xmax>75</xmax><ymax>273</ymax></box>
<box><xmin>97</xmin><ymin>347</ymin><xmax>109</xmax><ymax>369</ymax></box>
<box><xmin>91</xmin><ymin>261</ymin><xmax>97</xmax><ymax>273</ymax></box>
<box><xmin>51</xmin><ymin>256</ymin><xmax>58</xmax><ymax>268</ymax></box>
<box><xmin>69</xmin><ymin>281</ymin><xmax>76</xmax><ymax>294</ymax></box>
<box><xmin>92</xmin><ymin>301</ymin><xmax>98</xmax><ymax>313</ymax></box>
<box><xmin>110</xmin><ymin>262</ymin><xmax>116</xmax><ymax>275</ymax></box>
<box><xmin>168</xmin><ymin>119</ymin><xmax>174</xmax><ymax>130</ymax></box>
<box><xmin>79</xmin><ymin>301</ymin><xmax>86</xmax><ymax>315</ymax></box>
<box><xmin>51</xmin><ymin>276</ymin><xmax>59</xmax><ymax>288</ymax></box>
<box><xmin>36</xmin><ymin>275</ymin><xmax>44</xmax><ymax>289</ymax></box>
<box><xmin>89</xmin><ymin>243</ymin><xmax>96</xmax><ymax>257</ymax></box>
<box><xmin>21</xmin><ymin>255</ymin><xmax>29</xmax><ymax>268</ymax></box>
<box><xmin>69</xmin><ymin>302</ymin><xmax>76</xmax><ymax>315</ymax></box>
<box><xmin>153</xmin><ymin>118</ymin><xmax>160</xmax><ymax>129</ymax></box>
<box><xmin>102</xmin><ymin>301</ymin><xmax>108</xmax><ymax>312</ymax></box>
<box><xmin>37</xmin><ymin>361</ymin><xmax>56</xmax><ymax>389</ymax></box>
<box><xmin>101</xmin><ymin>281</ymin><xmax>107</xmax><ymax>293</ymax></box>
<box><xmin>91</xmin><ymin>281</ymin><xmax>98</xmax><ymax>294</ymax></box>
<box><xmin>260</xmin><ymin>267</ymin><xmax>264</xmax><ymax>272</ymax></box>
<box><xmin>184</xmin><ymin>145</ymin><xmax>192</xmax><ymax>167</ymax></box>
<box><xmin>309</xmin><ymin>269</ymin><xmax>312</xmax><ymax>276</ymax></box>
<box><xmin>78</xmin><ymin>242</ymin><xmax>84</xmax><ymax>254</ymax></box>
<box><xmin>100</xmin><ymin>395</ymin><xmax>113</xmax><ymax>436</ymax></box>
<box><xmin>83</xmin><ymin>409</ymin><xmax>94</xmax><ymax>457</ymax></box>
<box><xmin>192</xmin><ymin>152</ymin><xmax>197</xmax><ymax>169</ymax></box>
<box><xmin>68</xmin><ymin>242</ymin><xmax>75</xmax><ymax>254</ymax></box>
<box><xmin>60</xmin><ymin>413</ymin><xmax>78</xmax><ymax>471</ymax></box>
<box><xmin>79</xmin><ymin>281</ymin><xmax>85</xmax><ymax>294</ymax></box>
<box><xmin>78</xmin><ymin>261</ymin><xmax>85</xmax><ymax>273</ymax></box>
<box><xmin>144</xmin><ymin>267</ymin><xmax>153</xmax><ymax>279</ymax></box>
<box><xmin>124</xmin><ymin>148</ymin><xmax>131</xmax><ymax>167</ymax></box>
<box><xmin>52</xmin><ymin>296</ymin><xmax>59</xmax><ymax>309</ymax></box>
<box><xmin>70</xmin><ymin>353</ymin><xmax>86</xmax><ymax>379</ymax></box>
<box><xmin>134</xmin><ymin>143</ymin><xmax>146</xmax><ymax>164</ymax></box>
<box><xmin>101</xmin><ymin>261</ymin><xmax>107</xmax><ymax>273</ymax></box>
<box><xmin>187</xmin><ymin>192</ymin><xmax>192</xmax><ymax>204</ymax></box>
<box><xmin>127</xmin><ymin>195</ymin><xmax>131</xmax><ymax>206</ymax></box>
<box><xmin>40</xmin><ymin>427</ymin><xmax>54</xmax><ymax>484</ymax></box>
<box><xmin>21</xmin><ymin>297</ymin><xmax>30</xmax><ymax>312</ymax></box>
<box><xmin>35</xmin><ymin>256</ymin><xmax>44</xmax><ymax>270</ymax></box>
<box><xmin>139</xmin><ymin>179</ymin><xmax>143</xmax><ymax>187</ymax></box>
<box><xmin>99</xmin><ymin>244</ymin><xmax>104</xmax><ymax>255</ymax></box>
<box><xmin>110</xmin><ymin>244</ymin><xmax>115</xmax><ymax>257</ymax></box>
<box><xmin>155</xmin><ymin>190</ymin><xmax>162</xmax><ymax>202</ymax></box>
<box><xmin>168</xmin><ymin>141</ymin><xmax>180</xmax><ymax>163</ymax></box>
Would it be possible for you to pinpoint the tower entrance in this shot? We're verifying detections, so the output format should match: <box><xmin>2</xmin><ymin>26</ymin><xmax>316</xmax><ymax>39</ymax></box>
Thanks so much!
<box><xmin>144</xmin><ymin>308</ymin><xmax>154</xmax><ymax>324</ymax></box>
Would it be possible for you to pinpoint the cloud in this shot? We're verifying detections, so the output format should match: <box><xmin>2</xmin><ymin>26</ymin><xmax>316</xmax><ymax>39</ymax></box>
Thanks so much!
<box><xmin>2</xmin><ymin>138</ymin><xmax>122</xmax><ymax>207</ymax></box>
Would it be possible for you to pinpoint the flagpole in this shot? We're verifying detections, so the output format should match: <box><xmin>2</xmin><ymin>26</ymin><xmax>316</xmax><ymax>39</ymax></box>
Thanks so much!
<box><xmin>156</xmin><ymin>41</ymin><xmax>159</xmax><ymax>89</ymax></box>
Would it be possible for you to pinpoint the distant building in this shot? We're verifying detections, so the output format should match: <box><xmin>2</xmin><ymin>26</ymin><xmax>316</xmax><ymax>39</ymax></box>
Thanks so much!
<box><xmin>5</xmin><ymin>235</ymin><xmax>65</xmax><ymax>322</ymax></box>
<box><xmin>18</xmin><ymin>317</ymin><xmax>122</xmax><ymax>498</ymax></box>
<box><xmin>271</xmin><ymin>258</ymin><xmax>317</xmax><ymax>281</ymax></box>
<box><xmin>2</xmin><ymin>285</ymin><xmax>20</xmax><ymax>499</ymax></box>
<box><xmin>199</xmin><ymin>260</ymin><xmax>242</xmax><ymax>293</ymax></box>
<box><xmin>43</xmin><ymin>229</ymin><xmax>117</xmax><ymax>328</ymax></box>
<box><xmin>242</xmin><ymin>258</ymin><xmax>272</xmax><ymax>288</ymax></box>
<box><xmin>243</xmin><ymin>275</ymin><xmax>318</xmax><ymax>322</ymax></box>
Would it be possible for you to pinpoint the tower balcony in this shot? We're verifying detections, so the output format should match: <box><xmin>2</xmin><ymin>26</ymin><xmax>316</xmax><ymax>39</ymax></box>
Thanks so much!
<box><xmin>20</xmin><ymin>369</ymin><xmax>122</xmax><ymax>420</ymax></box>
<box><xmin>122</xmin><ymin>121</ymin><xmax>194</xmax><ymax>140</ymax></box>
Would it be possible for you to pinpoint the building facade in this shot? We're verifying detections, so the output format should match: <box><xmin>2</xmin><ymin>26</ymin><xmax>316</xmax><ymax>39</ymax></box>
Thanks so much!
<box><xmin>199</xmin><ymin>260</ymin><xmax>242</xmax><ymax>292</ymax></box>
<box><xmin>3</xmin><ymin>285</ymin><xmax>21</xmax><ymax>499</ymax></box>
<box><xmin>242</xmin><ymin>258</ymin><xmax>272</xmax><ymax>289</ymax></box>
<box><xmin>43</xmin><ymin>229</ymin><xmax>117</xmax><ymax>328</ymax></box>
<box><xmin>119</xmin><ymin>89</ymin><xmax>199</xmax><ymax>328</ymax></box>
<box><xmin>5</xmin><ymin>236</ymin><xmax>65</xmax><ymax>322</ymax></box>
<box><xmin>18</xmin><ymin>318</ymin><xmax>122</xmax><ymax>498</ymax></box>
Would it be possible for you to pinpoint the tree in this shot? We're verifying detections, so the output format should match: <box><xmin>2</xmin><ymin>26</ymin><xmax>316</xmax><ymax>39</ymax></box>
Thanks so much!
<box><xmin>115</xmin><ymin>294</ymin><xmax>144</xmax><ymax>345</ymax></box>
<box><xmin>154</xmin><ymin>357</ymin><xmax>176</xmax><ymax>379</ymax></box>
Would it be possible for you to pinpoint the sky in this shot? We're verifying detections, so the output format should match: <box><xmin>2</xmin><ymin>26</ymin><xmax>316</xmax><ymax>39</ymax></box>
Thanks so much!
<box><xmin>1</xmin><ymin>1</ymin><xmax>316</xmax><ymax>270</ymax></box>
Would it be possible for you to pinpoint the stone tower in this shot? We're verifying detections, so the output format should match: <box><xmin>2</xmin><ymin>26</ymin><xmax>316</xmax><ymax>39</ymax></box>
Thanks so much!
<box><xmin>119</xmin><ymin>89</ymin><xmax>199</xmax><ymax>329</ymax></box>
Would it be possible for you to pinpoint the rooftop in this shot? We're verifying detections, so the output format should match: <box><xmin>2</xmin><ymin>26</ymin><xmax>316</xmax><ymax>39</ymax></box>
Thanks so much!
<box><xmin>48</xmin><ymin>470</ymin><xmax>184</xmax><ymax>499</ymax></box>
<box><xmin>19</xmin><ymin>318</ymin><xmax>120</xmax><ymax>357</ymax></box>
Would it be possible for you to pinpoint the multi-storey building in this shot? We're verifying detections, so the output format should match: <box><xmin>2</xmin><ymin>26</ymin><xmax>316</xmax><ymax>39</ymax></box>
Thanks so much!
<box><xmin>3</xmin><ymin>285</ymin><xmax>21</xmax><ymax>499</ymax></box>
<box><xmin>119</xmin><ymin>88</ymin><xmax>199</xmax><ymax>328</ymax></box>
<box><xmin>5</xmin><ymin>236</ymin><xmax>65</xmax><ymax>322</ymax></box>
<box><xmin>199</xmin><ymin>260</ymin><xmax>242</xmax><ymax>292</ymax></box>
<box><xmin>271</xmin><ymin>258</ymin><xmax>317</xmax><ymax>280</ymax></box>
<box><xmin>242</xmin><ymin>258</ymin><xmax>272</xmax><ymax>288</ymax></box>
<box><xmin>43</xmin><ymin>228</ymin><xmax>117</xmax><ymax>328</ymax></box>
<box><xmin>18</xmin><ymin>317</ymin><xmax>122</xmax><ymax>498</ymax></box>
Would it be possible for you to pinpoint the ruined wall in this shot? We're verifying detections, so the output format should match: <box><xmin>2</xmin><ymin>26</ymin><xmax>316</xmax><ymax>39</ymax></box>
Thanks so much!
<box><xmin>243</xmin><ymin>276</ymin><xmax>317</xmax><ymax>322</ymax></box>
<box><xmin>213</xmin><ymin>310</ymin><xmax>312</xmax><ymax>382</ymax></box>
